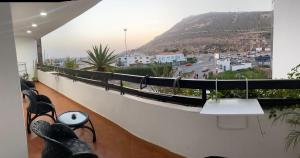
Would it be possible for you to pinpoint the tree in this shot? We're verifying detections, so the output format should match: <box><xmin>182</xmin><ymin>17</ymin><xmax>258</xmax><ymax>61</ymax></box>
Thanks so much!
<box><xmin>64</xmin><ymin>57</ymin><xmax>79</xmax><ymax>69</ymax></box>
<box><xmin>82</xmin><ymin>44</ymin><xmax>117</xmax><ymax>71</ymax></box>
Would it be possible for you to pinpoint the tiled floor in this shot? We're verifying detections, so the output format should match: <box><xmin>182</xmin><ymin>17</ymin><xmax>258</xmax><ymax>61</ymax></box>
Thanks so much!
<box><xmin>24</xmin><ymin>82</ymin><xmax>183</xmax><ymax>158</ymax></box>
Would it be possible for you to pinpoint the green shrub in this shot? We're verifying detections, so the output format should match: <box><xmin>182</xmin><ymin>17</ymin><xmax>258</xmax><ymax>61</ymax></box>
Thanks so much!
<box><xmin>114</xmin><ymin>64</ymin><xmax>172</xmax><ymax>77</ymax></box>
<box><xmin>186</xmin><ymin>57</ymin><xmax>197</xmax><ymax>64</ymax></box>
<box><xmin>208</xmin><ymin>68</ymin><xmax>269</xmax><ymax>79</ymax></box>
<box><xmin>114</xmin><ymin>66</ymin><xmax>154</xmax><ymax>76</ymax></box>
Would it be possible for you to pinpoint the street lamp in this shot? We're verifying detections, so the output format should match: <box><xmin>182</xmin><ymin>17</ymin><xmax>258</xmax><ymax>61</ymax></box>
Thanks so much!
<box><xmin>123</xmin><ymin>28</ymin><xmax>128</xmax><ymax>56</ymax></box>
<box><xmin>123</xmin><ymin>28</ymin><xmax>128</xmax><ymax>66</ymax></box>
<box><xmin>214</xmin><ymin>53</ymin><xmax>219</xmax><ymax>74</ymax></box>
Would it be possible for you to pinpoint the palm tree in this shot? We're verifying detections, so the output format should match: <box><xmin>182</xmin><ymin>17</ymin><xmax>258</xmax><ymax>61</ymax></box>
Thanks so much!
<box><xmin>82</xmin><ymin>44</ymin><xmax>117</xmax><ymax>71</ymax></box>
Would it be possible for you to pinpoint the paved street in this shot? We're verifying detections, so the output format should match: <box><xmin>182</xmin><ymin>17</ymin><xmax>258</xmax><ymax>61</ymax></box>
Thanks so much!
<box><xmin>174</xmin><ymin>54</ymin><xmax>216</xmax><ymax>79</ymax></box>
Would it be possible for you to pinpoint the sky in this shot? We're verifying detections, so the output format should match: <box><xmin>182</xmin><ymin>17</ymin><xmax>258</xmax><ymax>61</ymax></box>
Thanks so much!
<box><xmin>42</xmin><ymin>0</ymin><xmax>273</xmax><ymax>58</ymax></box>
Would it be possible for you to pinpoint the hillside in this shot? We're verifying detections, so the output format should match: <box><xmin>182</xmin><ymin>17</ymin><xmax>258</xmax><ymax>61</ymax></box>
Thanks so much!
<box><xmin>138</xmin><ymin>11</ymin><xmax>273</xmax><ymax>55</ymax></box>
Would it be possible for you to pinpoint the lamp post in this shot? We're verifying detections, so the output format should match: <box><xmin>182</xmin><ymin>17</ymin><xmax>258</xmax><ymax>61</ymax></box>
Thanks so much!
<box><xmin>123</xmin><ymin>28</ymin><xmax>128</xmax><ymax>66</ymax></box>
<box><xmin>214</xmin><ymin>53</ymin><xmax>219</xmax><ymax>74</ymax></box>
<box><xmin>124</xmin><ymin>28</ymin><xmax>128</xmax><ymax>55</ymax></box>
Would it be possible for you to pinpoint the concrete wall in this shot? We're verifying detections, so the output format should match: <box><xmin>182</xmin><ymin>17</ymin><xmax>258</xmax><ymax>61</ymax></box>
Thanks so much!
<box><xmin>38</xmin><ymin>71</ymin><xmax>299</xmax><ymax>158</ymax></box>
<box><xmin>0</xmin><ymin>3</ymin><xmax>28</xmax><ymax>158</ymax></box>
<box><xmin>273</xmin><ymin>0</ymin><xmax>300</xmax><ymax>78</ymax></box>
<box><xmin>15</xmin><ymin>37</ymin><xmax>38</xmax><ymax>80</ymax></box>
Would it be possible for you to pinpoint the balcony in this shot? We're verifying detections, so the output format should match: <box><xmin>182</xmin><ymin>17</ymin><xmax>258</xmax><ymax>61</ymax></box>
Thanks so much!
<box><xmin>0</xmin><ymin>0</ymin><xmax>300</xmax><ymax>158</ymax></box>
<box><xmin>34</xmin><ymin>66</ymin><xmax>300</xmax><ymax>158</ymax></box>
<box><xmin>25</xmin><ymin>82</ymin><xmax>182</xmax><ymax>158</ymax></box>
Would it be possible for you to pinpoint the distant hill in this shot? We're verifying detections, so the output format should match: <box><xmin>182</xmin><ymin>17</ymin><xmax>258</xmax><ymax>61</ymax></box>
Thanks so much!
<box><xmin>138</xmin><ymin>11</ymin><xmax>273</xmax><ymax>55</ymax></box>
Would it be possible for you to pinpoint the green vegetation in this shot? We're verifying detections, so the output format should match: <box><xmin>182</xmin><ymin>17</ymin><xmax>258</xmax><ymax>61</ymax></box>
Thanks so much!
<box><xmin>154</xmin><ymin>87</ymin><xmax>202</xmax><ymax>97</ymax></box>
<box><xmin>114</xmin><ymin>64</ymin><xmax>172</xmax><ymax>77</ymax></box>
<box><xmin>273</xmin><ymin>109</ymin><xmax>300</xmax><ymax>150</ymax></box>
<box><xmin>207</xmin><ymin>67</ymin><xmax>298</xmax><ymax>100</ymax></box>
<box><xmin>208</xmin><ymin>68</ymin><xmax>269</xmax><ymax>79</ymax></box>
<box><xmin>186</xmin><ymin>57</ymin><xmax>197</xmax><ymax>64</ymax></box>
<box><xmin>150</xmin><ymin>64</ymin><xmax>172</xmax><ymax>77</ymax></box>
<box><xmin>63</xmin><ymin>57</ymin><xmax>79</xmax><ymax>69</ymax></box>
<box><xmin>82</xmin><ymin>44</ymin><xmax>117</xmax><ymax>71</ymax></box>
<box><xmin>261</xmin><ymin>64</ymin><xmax>300</xmax><ymax>151</ymax></box>
<box><xmin>114</xmin><ymin>66</ymin><xmax>153</xmax><ymax>76</ymax></box>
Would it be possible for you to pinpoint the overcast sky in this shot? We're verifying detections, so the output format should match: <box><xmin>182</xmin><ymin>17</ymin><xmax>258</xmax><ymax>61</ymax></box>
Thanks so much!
<box><xmin>42</xmin><ymin>0</ymin><xmax>273</xmax><ymax>58</ymax></box>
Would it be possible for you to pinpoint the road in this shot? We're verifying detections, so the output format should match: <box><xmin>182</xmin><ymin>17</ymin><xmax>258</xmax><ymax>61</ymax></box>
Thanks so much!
<box><xmin>174</xmin><ymin>54</ymin><xmax>216</xmax><ymax>79</ymax></box>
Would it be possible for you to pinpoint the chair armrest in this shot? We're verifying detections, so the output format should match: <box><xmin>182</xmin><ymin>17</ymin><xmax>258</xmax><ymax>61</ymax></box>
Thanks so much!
<box><xmin>72</xmin><ymin>152</ymin><xmax>98</xmax><ymax>158</ymax></box>
<box><xmin>37</xmin><ymin>95</ymin><xmax>52</xmax><ymax>103</ymax></box>
<box><xmin>31</xmin><ymin>89</ymin><xmax>39</xmax><ymax>95</ymax></box>
<box><xmin>50</xmin><ymin>123</ymin><xmax>79</xmax><ymax>141</ymax></box>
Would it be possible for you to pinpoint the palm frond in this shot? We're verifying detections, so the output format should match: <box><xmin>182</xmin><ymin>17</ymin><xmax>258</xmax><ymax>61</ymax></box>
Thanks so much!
<box><xmin>81</xmin><ymin>60</ymin><xmax>96</xmax><ymax>66</ymax></box>
<box><xmin>81</xmin><ymin>44</ymin><xmax>117</xmax><ymax>71</ymax></box>
<box><xmin>81</xmin><ymin>66</ymin><xmax>96</xmax><ymax>71</ymax></box>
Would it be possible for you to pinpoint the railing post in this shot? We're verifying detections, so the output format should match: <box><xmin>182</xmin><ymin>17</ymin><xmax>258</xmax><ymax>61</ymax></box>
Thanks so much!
<box><xmin>105</xmin><ymin>78</ymin><xmax>109</xmax><ymax>91</ymax></box>
<box><xmin>202</xmin><ymin>88</ymin><xmax>207</xmax><ymax>100</ymax></box>
<box><xmin>120</xmin><ymin>80</ymin><xmax>124</xmax><ymax>95</ymax></box>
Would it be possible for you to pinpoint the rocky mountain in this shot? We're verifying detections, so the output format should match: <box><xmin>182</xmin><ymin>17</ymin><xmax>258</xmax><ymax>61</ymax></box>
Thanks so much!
<box><xmin>138</xmin><ymin>11</ymin><xmax>273</xmax><ymax>55</ymax></box>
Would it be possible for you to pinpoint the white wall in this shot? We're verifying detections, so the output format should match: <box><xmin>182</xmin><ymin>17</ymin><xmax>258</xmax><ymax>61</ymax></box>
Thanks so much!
<box><xmin>0</xmin><ymin>3</ymin><xmax>28</xmax><ymax>158</ymax></box>
<box><xmin>38</xmin><ymin>71</ymin><xmax>299</xmax><ymax>158</ymax></box>
<box><xmin>15</xmin><ymin>37</ymin><xmax>37</xmax><ymax>80</ymax></box>
<box><xmin>273</xmin><ymin>0</ymin><xmax>300</xmax><ymax>78</ymax></box>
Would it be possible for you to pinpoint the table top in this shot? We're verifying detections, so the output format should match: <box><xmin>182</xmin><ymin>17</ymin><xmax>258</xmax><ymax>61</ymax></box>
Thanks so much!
<box><xmin>200</xmin><ymin>99</ymin><xmax>264</xmax><ymax>116</ymax></box>
<box><xmin>58</xmin><ymin>111</ymin><xmax>89</xmax><ymax>127</ymax></box>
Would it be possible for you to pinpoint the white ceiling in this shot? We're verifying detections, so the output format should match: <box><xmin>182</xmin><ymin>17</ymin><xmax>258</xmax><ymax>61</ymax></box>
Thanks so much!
<box><xmin>11</xmin><ymin>0</ymin><xmax>101</xmax><ymax>39</ymax></box>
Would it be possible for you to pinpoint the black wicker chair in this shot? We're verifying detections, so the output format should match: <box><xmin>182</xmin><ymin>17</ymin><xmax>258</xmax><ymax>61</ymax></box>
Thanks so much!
<box><xmin>31</xmin><ymin>120</ymin><xmax>98</xmax><ymax>158</ymax></box>
<box><xmin>20</xmin><ymin>78</ymin><xmax>38</xmax><ymax>98</ymax></box>
<box><xmin>24</xmin><ymin>90</ymin><xmax>57</xmax><ymax>133</ymax></box>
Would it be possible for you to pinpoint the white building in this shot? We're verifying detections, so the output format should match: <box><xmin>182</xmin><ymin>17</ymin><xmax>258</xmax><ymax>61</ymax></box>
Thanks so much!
<box><xmin>231</xmin><ymin>62</ymin><xmax>252</xmax><ymax>71</ymax></box>
<box><xmin>217</xmin><ymin>58</ymin><xmax>231</xmax><ymax>72</ymax></box>
<box><xmin>217</xmin><ymin>58</ymin><xmax>252</xmax><ymax>72</ymax></box>
<box><xmin>155</xmin><ymin>52</ymin><xmax>186</xmax><ymax>63</ymax></box>
<box><xmin>118</xmin><ymin>55</ymin><xmax>153</xmax><ymax>66</ymax></box>
<box><xmin>265</xmin><ymin>48</ymin><xmax>271</xmax><ymax>52</ymax></box>
<box><xmin>256</xmin><ymin>47</ymin><xmax>263</xmax><ymax>52</ymax></box>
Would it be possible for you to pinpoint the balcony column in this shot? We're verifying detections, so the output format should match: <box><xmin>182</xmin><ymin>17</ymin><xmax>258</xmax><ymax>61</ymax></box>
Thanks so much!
<box><xmin>0</xmin><ymin>3</ymin><xmax>28</xmax><ymax>158</ymax></box>
<box><xmin>37</xmin><ymin>38</ymin><xmax>43</xmax><ymax>65</ymax></box>
<box><xmin>273</xmin><ymin>0</ymin><xmax>300</xmax><ymax>78</ymax></box>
